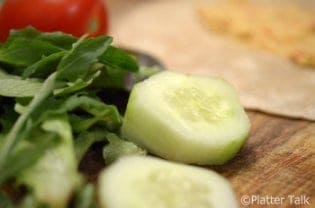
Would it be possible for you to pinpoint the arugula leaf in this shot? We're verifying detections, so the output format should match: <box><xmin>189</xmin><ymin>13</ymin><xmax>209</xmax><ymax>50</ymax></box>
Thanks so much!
<box><xmin>7</xmin><ymin>27</ymin><xmax>77</xmax><ymax>50</ymax></box>
<box><xmin>22</xmin><ymin>51</ymin><xmax>67</xmax><ymax>79</ymax></box>
<box><xmin>18</xmin><ymin>115</ymin><xmax>82</xmax><ymax>208</ymax></box>
<box><xmin>63</xmin><ymin>96</ymin><xmax>122</xmax><ymax>130</ymax></box>
<box><xmin>57</xmin><ymin>36</ymin><xmax>112</xmax><ymax>82</ymax></box>
<box><xmin>70</xmin><ymin>115</ymin><xmax>102</xmax><ymax>134</ymax></box>
<box><xmin>0</xmin><ymin>38</ymin><xmax>63</xmax><ymax>68</ymax></box>
<box><xmin>29</xmin><ymin>94</ymin><xmax>122</xmax><ymax>132</ymax></box>
<box><xmin>0</xmin><ymin>69</ymin><xmax>7</xmax><ymax>78</ymax></box>
<box><xmin>99</xmin><ymin>46</ymin><xmax>139</xmax><ymax>72</ymax></box>
<box><xmin>0</xmin><ymin>73</ymin><xmax>56</xmax><ymax>171</ymax></box>
<box><xmin>103</xmin><ymin>133</ymin><xmax>146</xmax><ymax>164</ymax></box>
<box><xmin>0</xmin><ymin>131</ymin><xmax>58</xmax><ymax>184</ymax></box>
<box><xmin>54</xmin><ymin>70</ymin><xmax>101</xmax><ymax>96</ymax></box>
<box><xmin>74</xmin><ymin>183</ymin><xmax>97</xmax><ymax>208</ymax></box>
<box><xmin>0</xmin><ymin>28</ymin><xmax>156</xmax><ymax>206</ymax></box>
<box><xmin>91</xmin><ymin>66</ymin><xmax>130</xmax><ymax>90</ymax></box>
<box><xmin>0</xmin><ymin>76</ymin><xmax>42</xmax><ymax>97</ymax></box>
<box><xmin>74</xmin><ymin>129</ymin><xmax>107</xmax><ymax>162</ymax></box>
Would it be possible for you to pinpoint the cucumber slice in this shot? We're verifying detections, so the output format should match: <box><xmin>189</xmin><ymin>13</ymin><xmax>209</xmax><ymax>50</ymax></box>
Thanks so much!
<box><xmin>122</xmin><ymin>71</ymin><xmax>250</xmax><ymax>165</ymax></box>
<box><xmin>98</xmin><ymin>156</ymin><xmax>238</xmax><ymax>208</ymax></box>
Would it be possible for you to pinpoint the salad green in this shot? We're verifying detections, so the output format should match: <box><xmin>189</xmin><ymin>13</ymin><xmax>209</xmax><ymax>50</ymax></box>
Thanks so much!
<box><xmin>0</xmin><ymin>27</ymin><xmax>149</xmax><ymax>207</ymax></box>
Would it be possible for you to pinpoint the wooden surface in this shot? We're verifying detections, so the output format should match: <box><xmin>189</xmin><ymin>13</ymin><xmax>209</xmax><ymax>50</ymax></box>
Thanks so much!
<box><xmin>81</xmin><ymin>110</ymin><xmax>315</xmax><ymax>207</ymax></box>
<box><xmin>213</xmin><ymin>111</ymin><xmax>315</xmax><ymax>207</ymax></box>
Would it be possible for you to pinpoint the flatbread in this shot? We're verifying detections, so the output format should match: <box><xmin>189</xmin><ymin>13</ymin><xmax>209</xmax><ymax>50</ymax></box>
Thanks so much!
<box><xmin>198</xmin><ymin>1</ymin><xmax>315</xmax><ymax>67</ymax></box>
<box><xmin>108</xmin><ymin>0</ymin><xmax>315</xmax><ymax>120</ymax></box>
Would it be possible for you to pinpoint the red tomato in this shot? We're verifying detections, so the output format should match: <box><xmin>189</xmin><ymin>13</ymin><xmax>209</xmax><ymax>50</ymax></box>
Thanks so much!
<box><xmin>0</xmin><ymin>0</ymin><xmax>109</xmax><ymax>41</ymax></box>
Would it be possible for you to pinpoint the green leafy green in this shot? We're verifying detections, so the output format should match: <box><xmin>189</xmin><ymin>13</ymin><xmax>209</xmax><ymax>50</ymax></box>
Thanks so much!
<box><xmin>53</xmin><ymin>70</ymin><xmax>101</xmax><ymax>96</ymax></box>
<box><xmin>0</xmin><ymin>69</ymin><xmax>7</xmax><ymax>78</ymax></box>
<box><xmin>22</xmin><ymin>51</ymin><xmax>67</xmax><ymax>79</ymax></box>
<box><xmin>57</xmin><ymin>36</ymin><xmax>112</xmax><ymax>82</ymax></box>
<box><xmin>0</xmin><ymin>131</ymin><xmax>59</xmax><ymax>184</ymax></box>
<box><xmin>0</xmin><ymin>73</ymin><xmax>56</xmax><ymax>170</ymax></box>
<box><xmin>18</xmin><ymin>115</ymin><xmax>82</xmax><ymax>208</ymax></box>
<box><xmin>74</xmin><ymin>183</ymin><xmax>97</xmax><ymax>208</ymax></box>
<box><xmin>74</xmin><ymin>129</ymin><xmax>107</xmax><ymax>162</ymax></box>
<box><xmin>0</xmin><ymin>38</ymin><xmax>63</xmax><ymax>67</ymax></box>
<box><xmin>30</xmin><ymin>94</ymin><xmax>122</xmax><ymax>131</ymax></box>
<box><xmin>0</xmin><ymin>76</ymin><xmax>42</xmax><ymax>97</ymax></box>
<box><xmin>0</xmin><ymin>27</ymin><xmax>156</xmax><ymax>207</ymax></box>
<box><xmin>99</xmin><ymin>46</ymin><xmax>139</xmax><ymax>72</ymax></box>
<box><xmin>103</xmin><ymin>133</ymin><xmax>146</xmax><ymax>164</ymax></box>
<box><xmin>91</xmin><ymin>66</ymin><xmax>130</xmax><ymax>90</ymax></box>
<box><xmin>7</xmin><ymin>27</ymin><xmax>76</xmax><ymax>50</ymax></box>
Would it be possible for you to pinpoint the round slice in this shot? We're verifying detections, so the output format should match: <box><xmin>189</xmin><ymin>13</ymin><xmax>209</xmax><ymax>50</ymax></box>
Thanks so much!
<box><xmin>122</xmin><ymin>71</ymin><xmax>250</xmax><ymax>165</ymax></box>
<box><xmin>98</xmin><ymin>156</ymin><xmax>238</xmax><ymax>208</ymax></box>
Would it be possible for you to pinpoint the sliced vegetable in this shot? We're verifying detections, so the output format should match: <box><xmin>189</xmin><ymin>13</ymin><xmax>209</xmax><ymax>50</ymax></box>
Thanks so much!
<box><xmin>98</xmin><ymin>156</ymin><xmax>238</xmax><ymax>208</ymax></box>
<box><xmin>122</xmin><ymin>71</ymin><xmax>250</xmax><ymax>165</ymax></box>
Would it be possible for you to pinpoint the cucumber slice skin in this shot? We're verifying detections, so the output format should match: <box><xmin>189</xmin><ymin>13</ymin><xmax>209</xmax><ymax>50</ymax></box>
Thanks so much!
<box><xmin>98</xmin><ymin>156</ymin><xmax>239</xmax><ymax>208</ymax></box>
<box><xmin>122</xmin><ymin>71</ymin><xmax>250</xmax><ymax>165</ymax></box>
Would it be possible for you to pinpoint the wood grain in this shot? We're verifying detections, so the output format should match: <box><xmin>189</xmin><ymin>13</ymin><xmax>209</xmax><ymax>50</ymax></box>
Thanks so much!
<box><xmin>212</xmin><ymin>111</ymin><xmax>315</xmax><ymax>207</ymax></box>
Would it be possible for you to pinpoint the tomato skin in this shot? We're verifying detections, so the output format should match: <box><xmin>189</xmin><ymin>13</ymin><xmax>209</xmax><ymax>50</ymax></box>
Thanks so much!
<box><xmin>0</xmin><ymin>0</ymin><xmax>109</xmax><ymax>41</ymax></box>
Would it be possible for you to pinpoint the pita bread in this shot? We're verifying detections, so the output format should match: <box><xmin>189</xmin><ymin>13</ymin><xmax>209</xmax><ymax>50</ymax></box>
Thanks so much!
<box><xmin>198</xmin><ymin>1</ymin><xmax>315</xmax><ymax>67</ymax></box>
<box><xmin>108</xmin><ymin>0</ymin><xmax>315</xmax><ymax>120</ymax></box>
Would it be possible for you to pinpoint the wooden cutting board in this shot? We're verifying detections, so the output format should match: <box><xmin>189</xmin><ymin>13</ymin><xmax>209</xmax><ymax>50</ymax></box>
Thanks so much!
<box><xmin>213</xmin><ymin>111</ymin><xmax>314</xmax><ymax>207</ymax></box>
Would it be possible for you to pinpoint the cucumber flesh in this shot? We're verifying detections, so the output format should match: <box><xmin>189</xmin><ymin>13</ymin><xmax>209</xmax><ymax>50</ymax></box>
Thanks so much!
<box><xmin>122</xmin><ymin>71</ymin><xmax>250</xmax><ymax>165</ymax></box>
<box><xmin>98</xmin><ymin>156</ymin><xmax>238</xmax><ymax>208</ymax></box>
